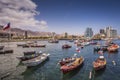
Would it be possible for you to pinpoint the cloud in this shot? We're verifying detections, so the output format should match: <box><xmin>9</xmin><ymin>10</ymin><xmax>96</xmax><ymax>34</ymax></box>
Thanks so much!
<box><xmin>0</xmin><ymin>0</ymin><xmax>47</xmax><ymax>31</ymax></box>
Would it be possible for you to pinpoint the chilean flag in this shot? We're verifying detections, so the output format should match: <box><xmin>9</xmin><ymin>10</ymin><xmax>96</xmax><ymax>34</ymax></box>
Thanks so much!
<box><xmin>3</xmin><ymin>22</ymin><xmax>10</xmax><ymax>30</ymax></box>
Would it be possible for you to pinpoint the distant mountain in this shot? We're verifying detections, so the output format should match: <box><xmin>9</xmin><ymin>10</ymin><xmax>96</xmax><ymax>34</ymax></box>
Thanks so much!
<box><xmin>11</xmin><ymin>28</ymin><xmax>53</xmax><ymax>36</ymax></box>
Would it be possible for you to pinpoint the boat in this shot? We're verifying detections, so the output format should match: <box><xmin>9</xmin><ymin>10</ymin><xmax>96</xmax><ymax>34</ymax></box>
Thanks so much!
<box><xmin>60</xmin><ymin>56</ymin><xmax>84</xmax><ymax>74</ymax></box>
<box><xmin>23</xmin><ymin>51</ymin><xmax>36</xmax><ymax>55</ymax></box>
<box><xmin>22</xmin><ymin>53</ymin><xmax>50</xmax><ymax>67</ymax></box>
<box><xmin>59</xmin><ymin>57</ymin><xmax>76</xmax><ymax>66</ymax></box>
<box><xmin>107</xmin><ymin>44</ymin><xmax>119</xmax><ymax>52</ymax></box>
<box><xmin>90</xmin><ymin>41</ymin><xmax>98</xmax><ymax>45</ymax></box>
<box><xmin>17</xmin><ymin>43</ymin><xmax>26</xmax><ymax>47</ymax></box>
<box><xmin>22</xmin><ymin>44</ymin><xmax>30</xmax><ymax>48</ymax></box>
<box><xmin>30</xmin><ymin>44</ymin><xmax>46</xmax><ymax>47</ymax></box>
<box><xmin>69</xmin><ymin>39</ymin><xmax>74</xmax><ymax>42</ymax></box>
<box><xmin>93</xmin><ymin>56</ymin><xmax>106</xmax><ymax>71</ymax></box>
<box><xmin>17</xmin><ymin>51</ymin><xmax>42</xmax><ymax>61</ymax></box>
<box><xmin>62</xmin><ymin>44</ymin><xmax>71</xmax><ymax>49</ymax></box>
<box><xmin>48</xmin><ymin>39</ymin><xmax>59</xmax><ymax>43</ymax></box>
<box><xmin>0</xmin><ymin>46</ymin><xmax>4</xmax><ymax>50</ymax></box>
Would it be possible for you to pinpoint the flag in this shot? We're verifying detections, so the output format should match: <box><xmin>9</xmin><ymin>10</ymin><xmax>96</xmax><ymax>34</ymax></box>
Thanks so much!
<box><xmin>76</xmin><ymin>47</ymin><xmax>80</xmax><ymax>53</ymax></box>
<box><xmin>3</xmin><ymin>22</ymin><xmax>10</xmax><ymax>30</ymax></box>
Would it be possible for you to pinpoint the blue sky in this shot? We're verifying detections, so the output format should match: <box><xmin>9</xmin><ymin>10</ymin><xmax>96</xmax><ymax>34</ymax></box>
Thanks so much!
<box><xmin>32</xmin><ymin>0</ymin><xmax>120</xmax><ymax>35</ymax></box>
<box><xmin>0</xmin><ymin>0</ymin><xmax>120</xmax><ymax>35</ymax></box>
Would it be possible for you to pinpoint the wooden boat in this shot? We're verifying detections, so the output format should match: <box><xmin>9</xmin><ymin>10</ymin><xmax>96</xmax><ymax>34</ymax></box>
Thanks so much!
<box><xmin>62</xmin><ymin>44</ymin><xmax>71</xmax><ymax>49</ymax></box>
<box><xmin>17</xmin><ymin>44</ymin><xmax>26</xmax><ymax>47</ymax></box>
<box><xmin>93</xmin><ymin>56</ymin><xmax>106</xmax><ymax>71</ymax></box>
<box><xmin>23</xmin><ymin>51</ymin><xmax>36</xmax><ymax>55</ymax></box>
<box><xmin>107</xmin><ymin>44</ymin><xmax>119</xmax><ymax>52</ymax></box>
<box><xmin>60</xmin><ymin>56</ymin><xmax>84</xmax><ymax>74</ymax></box>
<box><xmin>22</xmin><ymin>53</ymin><xmax>50</xmax><ymax>67</ymax></box>
<box><xmin>59</xmin><ymin>57</ymin><xmax>76</xmax><ymax>66</ymax></box>
<box><xmin>31</xmin><ymin>44</ymin><xmax>46</xmax><ymax>47</ymax></box>
<box><xmin>22</xmin><ymin>44</ymin><xmax>30</xmax><ymax>48</ymax></box>
<box><xmin>90</xmin><ymin>41</ymin><xmax>97</xmax><ymax>45</ymax></box>
<box><xmin>17</xmin><ymin>51</ymin><xmax>42</xmax><ymax>61</ymax></box>
<box><xmin>48</xmin><ymin>39</ymin><xmax>59</xmax><ymax>43</ymax></box>
<box><xmin>69</xmin><ymin>39</ymin><xmax>74</xmax><ymax>42</ymax></box>
<box><xmin>0</xmin><ymin>46</ymin><xmax>4</xmax><ymax>50</ymax></box>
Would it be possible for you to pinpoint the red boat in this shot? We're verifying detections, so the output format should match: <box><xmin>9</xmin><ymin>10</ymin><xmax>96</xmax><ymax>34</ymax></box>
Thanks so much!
<box><xmin>93</xmin><ymin>56</ymin><xmax>106</xmax><ymax>71</ymax></box>
<box><xmin>107</xmin><ymin>44</ymin><xmax>119</xmax><ymax>52</ymax></box>
<box><xmin>62</xmin><ymin>44</ymin><xmax>71</xmax><ymax>49</ymax></box>
<box><xmin>60</xmin><ymin>56</ymin><xmax>84</xmax><ymax>74</ymax></box>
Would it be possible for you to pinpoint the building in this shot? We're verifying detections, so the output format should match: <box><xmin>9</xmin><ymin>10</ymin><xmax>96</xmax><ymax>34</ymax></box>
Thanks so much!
<box><xmin>105</xmin><ymin>26</ymin><xmax>117</xmax><ymax>38</ymax></box>
<box><xmin>25</xmin><ymin>31</ymin><xmax>28</xmax><ymax>39</ymax></box>
<box><xmin>110</xmin><ymin>29</ymin><xmax>117</xmax><ymax>38</ymax></box>
<box><xmin>106</xmin><ymin>26</ymin><xmax>111</xmax><ymax>38</ymax></box>
<box><xmin>100</xmin><ymin>29</ymin><xmax>105</xmax><ymax>34</ymax></box>
<box><xmin>63</xmin><ymin>32</ymin><xmax>68</xmax><ymax>38</ymax></box>
<box><xmin>84</xmin><ymin>27</ymin><xmax>93</xmax><ymax>38</ymax></box>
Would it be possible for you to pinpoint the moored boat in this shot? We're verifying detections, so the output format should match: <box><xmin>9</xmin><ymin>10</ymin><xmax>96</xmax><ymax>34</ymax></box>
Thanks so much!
<box><xmin>31</xmin><ymin>44</ymin><xmax>46</xmax><ymax>47</ymax></box>
<box><xmin>17</xmin><ymin>51</ymin><xmax>42</xmax><ymax>61</ymax></box>
<box><xmin>48</xmin><ymin>39</ymin><xmax>59</xmax><ymax>43</ymax></box>
<box><xmin>23</xmin><ymin>53</ymin><xmax>50</xmax><ymax>67</ymax></box>
<box><xmin>93</xmin><ymin>56</ymin><xmax>106</xmax><ymax>71</ymax></box>
<box><xmin>60</xmin><ymin>56</ymin><xmax>84</xmax><ymax>74</ymax></box>
<box><xmin>62</xmin><ymin>44</ymin><xmax>71</xmax><ymax>49</ymax></box>
<box><xmin>0</xmin><ymin>46</ymin><xmax>4</xmax><ymax>50</ymax></box>
<box><xmin>59</xmin><ymin>57</ymin><xmax>76</xmax><ymax>66</ymax></box>
<box><xmin>23</xmin><ymin>51</ymin><xmax>36</xmax><ymax>55</ymax></box>
<box><xmin>107</xmin><ymin>44</ymin><xmax>119</xmax><ymax>52</ymax></box>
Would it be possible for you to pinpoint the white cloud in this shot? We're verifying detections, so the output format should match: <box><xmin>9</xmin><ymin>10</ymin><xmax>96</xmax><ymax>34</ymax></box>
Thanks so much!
<box><xmin>0</xmin><ymin>0</ymin><xmax>47</xmax><ymax>31</ymax></box>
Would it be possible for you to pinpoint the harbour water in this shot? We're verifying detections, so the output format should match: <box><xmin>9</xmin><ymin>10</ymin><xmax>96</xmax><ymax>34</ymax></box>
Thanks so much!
<box><xmin>0</xmin><ymin>40</ymin><xmax>120</xmax><ymax>80</ymax></box>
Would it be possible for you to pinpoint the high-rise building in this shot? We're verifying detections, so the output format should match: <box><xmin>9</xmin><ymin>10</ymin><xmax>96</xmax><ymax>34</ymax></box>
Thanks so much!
<box><xmin>110</xmin><ymin>29</ymin><xmax>117</xmax><ymax>38</ymax></box>
<box><xmin>106</xmin><ymin>26</ymin><xmax>111</xmax><ymax>38</ymax></box>
<box><xmin>84</xmin><ymin>27</ymin><xmax>93</xmax><ymax>38</ymax></box>
<box><xmin>105</xmin><ymin>26</ymin><xmax>117</xmax><ymax>38</ymax></box>
<box><xmin>100</xmin><ymin>29</ymin><xmax>105</xmax><ymax>34</ymax></box>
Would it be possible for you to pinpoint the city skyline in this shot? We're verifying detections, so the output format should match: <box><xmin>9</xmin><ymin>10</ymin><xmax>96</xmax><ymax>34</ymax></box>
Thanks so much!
<box><xmin>0</xmin><ymin>0</ymin><xmax>120</xmax><ymax>35</ymax></box>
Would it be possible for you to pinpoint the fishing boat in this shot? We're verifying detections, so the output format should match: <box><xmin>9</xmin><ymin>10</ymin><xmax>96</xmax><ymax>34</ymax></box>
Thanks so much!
<box><xmin>107</xmin><ymin>44</ymin><xmax>119</xmax><ymax>52</ymax></box>
<box><xmin>69</xmin><ymin>39</ymin><xmax>74</xmax><ymax>42</ymax></box>
<box><xmin>59</xmin><ymin>57</ymin><xmax>76</xmax><ymax>66</ymax></box>
<box><xmin>60</xmin><ymin>56</ymin><xmax>84</xmax><ymax>74</ymax></box>
<box><xmin>48</xmin><ymin>39</ymin><xmax>59</xmax><ymax>43</ymax></box>
<box><xmin>62</xmin><ymin>44</ymin><xmax>71</xmax><ymax>49</ymax></box>
<box><xmin>31</xmin><ymin>44</ymin><xmax>46</xmax><ymax>47</ymax></box>
<box><xmin>93</xmin><ymin>56</ymin><xmax>106</xmax><ymax>71</ymax></box>
<box><xmin>0</xmin><ymin>46</ymin><xmax>4</xmax><ymax>50</ymax></box>
<box><xmin>17</xmin><ymin>51</ymin><xmax>42</xmax><ymax>61</ymax></box>
<box><xmin>23</xmin><ymin>51</ymin><xmax>36</xmax><ymax>55</ymax></box>
<box><xmin>23</xmin><ymin>53</ymin><xmax>50</xmax><ymax>67</ymax></box>
<box><xmin>17</xmin><ymin>44</ymin><xmax>26</xmax><ymax>47</ymax></box>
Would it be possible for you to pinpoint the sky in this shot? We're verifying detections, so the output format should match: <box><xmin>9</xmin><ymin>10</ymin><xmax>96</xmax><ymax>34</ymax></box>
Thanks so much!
<box><xmin>0</xmin><ymin>0</ymin><xmax>120</xmax><ymax>35</ymax></box>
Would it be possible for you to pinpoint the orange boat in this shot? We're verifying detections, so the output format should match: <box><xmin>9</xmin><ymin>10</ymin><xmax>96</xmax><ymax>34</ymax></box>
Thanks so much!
<box><xmin>107</xmin><ymin>44</ymin><xmax>119</xmax><ymax>52</ymax></box>
<box><xmin>60</xmin><ymin>56</ymin><xmax>84</xmax><ymax>74</ymax></box>
<box><xmin>93</xmin><ymin>56</ymin><xmax>106</xmax><ymax>71</ymax></box>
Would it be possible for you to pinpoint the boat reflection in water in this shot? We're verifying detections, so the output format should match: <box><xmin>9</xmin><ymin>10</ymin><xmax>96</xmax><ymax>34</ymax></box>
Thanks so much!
<box><xmin>21</xmin><ymin>58</ymin><xmax>49</xmax><ymax>76</ymax></box>
<box><xmin>94</xmin><ymin>67</ymin><xmax>106</xmax><ymax>78</ymax></box>
<box><xmin>62</xmin><ymin>63</ymin><xmax>84</xmax><ymax>80</ymax></box>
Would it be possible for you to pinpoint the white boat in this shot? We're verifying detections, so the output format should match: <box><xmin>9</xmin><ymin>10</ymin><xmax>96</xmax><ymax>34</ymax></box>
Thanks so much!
<box><xmin>23</xmin><ymin>53</ymin><xmax>50</xmax><ymax>67</ymax></box>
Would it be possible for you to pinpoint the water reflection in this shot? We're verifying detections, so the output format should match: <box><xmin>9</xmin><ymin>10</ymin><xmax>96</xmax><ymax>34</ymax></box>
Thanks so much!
<box><xmin>62</xmin><ymin>64</ymin><xmax>84</xmax><ymax>80</ymax></box>
<box><xmin>22</xmin><ymin>58</ymin><xmax>49</xmax><ymax>76</ymax></box>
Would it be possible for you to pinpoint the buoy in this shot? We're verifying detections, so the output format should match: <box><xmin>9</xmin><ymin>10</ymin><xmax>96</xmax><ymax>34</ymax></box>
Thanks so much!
<box><xmin>89</xmin><ymin>71</ymin><xmax>92</xmax><ymax>79</ymax></box>
<box><xmin>112</xmin><ymin>60</ymin><xmax>116</xmax><ymax>65</ymax></box>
